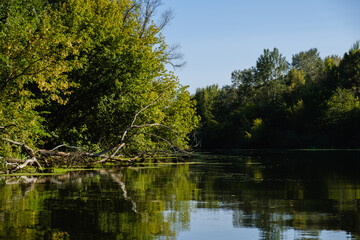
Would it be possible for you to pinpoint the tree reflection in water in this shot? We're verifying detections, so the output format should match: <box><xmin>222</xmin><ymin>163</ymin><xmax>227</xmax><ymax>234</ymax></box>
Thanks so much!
<box><xmin>0</xmin><ymin>151</ymin><xmax>360</xmax><ymax>240</ymax></box>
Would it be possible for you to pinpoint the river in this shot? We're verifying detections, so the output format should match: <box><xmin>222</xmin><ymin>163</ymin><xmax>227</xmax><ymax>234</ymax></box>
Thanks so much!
<box><xmin>0</xmin><ymin>150</ymin><xmax>359</xmax><ymax>239</ymax></box>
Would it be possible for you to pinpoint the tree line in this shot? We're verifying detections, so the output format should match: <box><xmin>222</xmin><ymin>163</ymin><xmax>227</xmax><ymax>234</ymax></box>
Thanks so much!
<box><xmin>193</xmin><ymin>44</ymin><xmax>360</xmax><ymax>149</ymax></box>
<box><xmin>0</xmin><ymin>0</ymin><xmax>199</xmax><ymax>171</ymax></box>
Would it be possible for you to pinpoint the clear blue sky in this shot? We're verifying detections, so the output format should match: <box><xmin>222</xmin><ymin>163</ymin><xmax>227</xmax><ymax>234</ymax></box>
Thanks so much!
<box><xmin>158</xmin><ymin>0</ymin><xmax>360</xmax><ymax>93</ymax></box>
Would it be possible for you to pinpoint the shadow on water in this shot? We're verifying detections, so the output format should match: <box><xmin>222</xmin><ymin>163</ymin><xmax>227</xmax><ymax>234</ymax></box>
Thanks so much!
<box><xmin>0</xmin><ymin>150</ymin><xmax>360</xmax><ymax>239</ymax></box>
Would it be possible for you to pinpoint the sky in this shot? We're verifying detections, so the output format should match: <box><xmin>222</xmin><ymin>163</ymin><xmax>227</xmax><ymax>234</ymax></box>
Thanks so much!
<box><xmin>157</xmin><ymin>0</ymin><xmax>360</xmax><ymax>93</ymax></box>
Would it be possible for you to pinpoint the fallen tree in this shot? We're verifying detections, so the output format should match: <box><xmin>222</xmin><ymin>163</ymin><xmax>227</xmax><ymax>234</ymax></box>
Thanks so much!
<box><xmin>1</xmin><ymin>132</ymin><xmax>184</xmax><ymax>173</ymax></box>
<box><xmin>1</xmin><ymin>94</ymin><xmax>195</xmax><ymax>173</ymax></box>
<box><xmin>1</xmin><ymin>138</ymin><xmax>43</xmax><ymax>172</ymax></box>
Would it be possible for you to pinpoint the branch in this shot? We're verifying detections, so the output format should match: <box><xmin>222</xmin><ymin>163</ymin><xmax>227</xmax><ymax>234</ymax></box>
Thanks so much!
<box><xmin>93</xmin><ymin>143</ymin><xmax>126</xmax><ymax>164</ymax></box>
<box><xmin>123</xmin><ymin>2</ymin><xmax>138</xmax><ymax>23</ymax></box>
<box><xmin>121</xmin><ymin>84</ymin><xmax>172</xmax><ymax>140</ymax></box>
<box><xmin>50</xmin><ymin>144</ymin><xmax>84</xmax><ymax>151</ymax></box>
<box><xmin>140</xmin><ymin>132</ymin><xmax>177</xmax><ymax>152</ymax></box>
<box><xmin>129</xmin><ymin>96</ymin><xmax>163</xmax><ymax>132</ymax></box>
<box><xmin>131</xmin><ymin>123</ymin><xmax>178</xmax><ymax>131</ymax></box>
<box><xmin>92</xmin><ymin>154</ymin><xmax>139</xmax><ymax>165</ymax></box>
<box><xmin>37</xmin><ymin>148</ymin><xmax>136</xmax><ymax>166</ymax></box>
<box><xmin>157</xmin><ymin>8</ymin><xmax>174</xmax><ymax>31</ymax></box>
<box><xmin>10</xmin><ymin>157</ymin><xmax>42</xmax><ymax>172</ymax></box>
<box><xmin>165</xmin><ymin>44</ymin><xmax>186</xmax><ymax>69</ymax></box>
<box><xmin>37</xmin><ymin>149</ymin><xmax>95</xmax><ymax>158</ymax></box>
<box><xmin>0</xmin><ymin>57</ymin><xmax>43</xmax><ymax>91</ymax></box>
<box><xmin>110</xmin><ymin>143</ymin><xmax>125</xmax><ymax>158</ymax></box>
<box><xmin>1</xmin><ymin>138</ymin><xmax>43</xmax><ymax>172</ymax></box>
<box><xmin>95</xmin><ymin>85</ymin><xmax>172</xmax><ymax>157</ymax></box>
<box><xmin>139</xmin><ymin>0</ymin><xmax>161</xmax><ymax>38</ymax></box>
<box><xmin>1</xmin><ymin>138</ymin><xmax>36</xmax><ymax>157</ymax></box>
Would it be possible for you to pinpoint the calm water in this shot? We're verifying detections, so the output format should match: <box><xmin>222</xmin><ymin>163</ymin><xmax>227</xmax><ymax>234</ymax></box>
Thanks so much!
<box><xmin>1</xmin><ymin>151</ymin><xmax>360</xmax><ymax>240</ymax></box>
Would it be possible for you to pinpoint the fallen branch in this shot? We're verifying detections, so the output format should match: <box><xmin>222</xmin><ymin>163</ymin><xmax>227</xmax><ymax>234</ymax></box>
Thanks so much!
<box><xmin>37</xmin><ymin>148</ymin><xmax>136</xmax><ymax>165</ymax></box>
<box><xmin>50</xmin><ymin>144</ymin><xmax>84</xmax><ymax>151</ymax></box>
<box><xmin>37</xmin><ymin>149</ymin><xmax>95</xmax><ymax>158</ymax></box>
<box><xmin>2</xmin><ymin>138</ymin><xmax>43</xmax><ymax>172</ymax></box>
<box><xmin>92</xmin><ymin>154</ymin><xmax>139</xmax><ymax>165</ymax></box>
<box><xmin>2</xmin><ymin>138</ymin><xmax>37</xmax><ymax>157</ymax></box>
<box><xmin>94</xmin><ymin>87</ymin><xmax>172</xmax><ymax>157</ymax></box>
<box><xmin>10</xmin><ymin>157</ymin><xmax>42</xmax><ymax>172</ymax></box>
<box><xmin>5</xmin><ymin>158</ymin><xmax>25</xmax><ymax>164</ymax></box>
<box><xmin>0</xmin><ymin>84</ymin><xmax>192</xmax><ymax>171</ymax></box>
<box><xmin>94</xmin><ymin>143</ymin><xmax>126</xmax><ymax>163</ymax></box>
<box><xmin>121</xmin><ymin>84</ymin><xmax>175</xmax><ymax>141</ymax></box>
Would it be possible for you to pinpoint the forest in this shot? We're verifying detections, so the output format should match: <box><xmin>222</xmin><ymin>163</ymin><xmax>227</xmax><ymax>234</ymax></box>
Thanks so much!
<box><xmin>0</xmin><ymin>0</ymin><xmax>198</xmax><ymax>172</ymax></box>
<box><xmin>1</xmin><ymin>0</ymin><xmax>359</xmax><ymax>173</ymax></box>
<box><xmin>193</xmin><ymin>44</ymin><xmax>360</xmax><ymax>149</ymax></box>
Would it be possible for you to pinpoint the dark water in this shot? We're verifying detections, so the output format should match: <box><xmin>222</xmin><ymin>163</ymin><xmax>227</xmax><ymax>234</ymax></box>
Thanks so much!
<box><xmin>1</xmin><ymin>151</ymin><xmax>360</xmax><ymax>240</ymax></box>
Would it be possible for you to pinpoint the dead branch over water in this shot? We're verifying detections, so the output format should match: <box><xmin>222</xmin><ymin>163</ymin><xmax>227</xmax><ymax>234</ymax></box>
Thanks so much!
<box><xmin>0</xmin><ymin>91</ymin><xmax>191</xmax><ymax>173</ymax></box>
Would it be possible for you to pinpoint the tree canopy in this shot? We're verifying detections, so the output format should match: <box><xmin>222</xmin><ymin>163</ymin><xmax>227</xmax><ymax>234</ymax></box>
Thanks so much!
<box><xmin>193</xmin><ymin>44</ymin><xmax>360</xmax><ymax>149</ymax></box>
<box><xmin>0</xmin><ymin>0</ymin><xmax>199</xmax><ymax>168</ymax></box>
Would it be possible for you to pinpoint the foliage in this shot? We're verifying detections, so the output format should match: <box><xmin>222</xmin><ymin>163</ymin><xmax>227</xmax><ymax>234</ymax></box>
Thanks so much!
<box><xmin>255</xmin><ymin>48</ymin><xmax>289</xmax><ymax>85</ymax></box>
<box><xmin>291</xmin><ymin>48</ymin><xmax>324</xmax><ymax>83</ymax></box>
<box><xmin>244</xmin><ymin>118</ymin><xmax>264</xmax><ymax>142</ymax></box>
<box><xmin>193</xmin><ymin>44</ymin><xmax>360</xmax><ymax>149</ymax></box>
<box><xmin>338</xmin><ymin>41</ymin><xmax>360</xmax><ymax>92</ymax></box>
<box><xmin>325</xmin><ymin>88</ymin><xmax>360</xmax><ymax>124</ymax></box>
<box><xmin>0</xmin><ymin>0</ymin><xmax>79</xmax><ymax>159</ymax></box>
<box><xmin>0</xmin><ymin>0</ymin><xmax>198</xmax><ymax>165</ymax></box>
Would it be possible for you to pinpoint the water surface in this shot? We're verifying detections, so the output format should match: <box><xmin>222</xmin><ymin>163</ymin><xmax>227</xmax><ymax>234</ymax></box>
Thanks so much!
<box><xmin>1</xmin><ymin>151</ymin><xmax>360</xmax><ymax>239</ymax></box>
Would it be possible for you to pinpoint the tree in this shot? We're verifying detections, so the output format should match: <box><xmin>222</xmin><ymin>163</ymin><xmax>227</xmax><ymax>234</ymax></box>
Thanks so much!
<box><xmin>338</xmin><ymin>41</ymin><xmax>360</xmax><ymax>94</ymax></box>
<box><xmin>292</xmin><ymin>48</ymin><xmax>325</xmax><ymax>83</ymax></box>
<box><xmin>286</xmin><ymin>68</ymin><xmax>306</xmax><ymax>92</ymax></box>
<box><xmin>325</xmin><ymin>88</ymin><xmax>360</xmax><ymax>124</ymax></box>
<box><xmin>193</xmin><ymin>85</ymin><xmax>220</xmax><ymax>124</ymax></box>
<box><xmin>41</xmin><ymin>0</ymin><xmax>198</xmax><ymax>155</ymax></box>
<box><xmin>192</xmin><ymin>85</ymin><xmax>221</xmax><ymax>148</ymax></box>
<box><xmin>231</xmin><ymin>67</ymin><xmax>256</xmax><ymax>87</ymax></box>
<box><xmin>231</xmin><ymin>48</ymin><xmax>288</xmax><ymax>88</ymax></box>
<box><xmin>255</xmin><ymin>48</ymin><xmax>289</xmax><ymax>85</ymax></box>
<box><xmin>194</xmin><ymin>44</ymin><xmax>360</xmax><ymax>149</ymax></box>
<box><xmin>1</xmin><ymin>0</ymin><xmax>199</xmax><ymax>167</ymax></box>
<box><xmin>0</xmin><ymin>0</ymin><xmax>81</xmax><ymax>158</ymax></box>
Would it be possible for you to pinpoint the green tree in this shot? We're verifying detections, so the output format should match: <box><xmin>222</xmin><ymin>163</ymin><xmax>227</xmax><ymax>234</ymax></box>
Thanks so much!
<box><xmin>192</xmin><ymin>85</ymin><xmax>221</xmax><ymax>148</ymax></box>
<box><xmin>0</xmin><ymin>0</ymin><xmax>81</xmax><ymax>159</ymax></box>
<box><xmin>338</xmin><ymin>41</ymin><xmax>360</xmax><ymax>94</ymax></box>
<box><xmin>324</xmin><ymin>88</ymin><xmax>360</xmax><ymax>124</ymax></box>
<box><xmin>41</xmin><ymin>0</ymin><xmax>198</xmax><ymax>156</ymax></box>
<box><xmin>0</xmin><ymin>0</ymin><xmax>199</xmax><ymax>164</ymax></box>
<box><xmin>286</xmin><ymin>68</ymin><xmax>306</xmax><ymax>92</ymax></box>
<box><xmin>292</xmin><ymin>48</ymin><xmax>324</xmax><ymax>83</ymax></box>
<box><xmin>193</xmin><ymin>85</ymin><xmax>220</xmax><ymax>124</ymax></box>
<box><xmin>231</xmin><ymin>67</ymin><xmax>256</xmax><ymax>87</ymax></box>
<box><xmin>255</xmin><ymin>48</ymin><xmax>289</xmax><ymax>85</ymax></box>
<box><xmin>194</xmin><ymin>45</ymin><xmax>360</xmax><ymax>149</ymax></box>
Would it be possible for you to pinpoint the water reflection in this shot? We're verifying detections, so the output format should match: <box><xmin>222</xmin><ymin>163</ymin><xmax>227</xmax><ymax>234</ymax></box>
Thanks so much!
<box><xmin>0</xmin><ymin>151</ymin><xmax>360</xmax><ymax>240</ymax></box>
